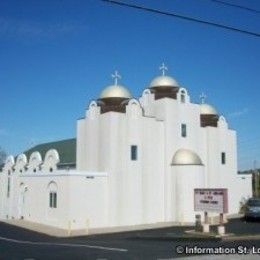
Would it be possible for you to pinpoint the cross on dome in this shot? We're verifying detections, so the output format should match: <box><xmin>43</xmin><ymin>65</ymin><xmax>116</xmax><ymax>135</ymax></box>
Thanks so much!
<box><xmin>159</xmin><ymin>63</ymin><xmax>168</xmax><ymax>76</ymax></box>
<box><xmin>199</xmin><ymin>92</ymin><xmax>207</xmax><ymax>104</ymax></box>
<box><xmin>111</xmin><ymin>70</ymin><xmax>121</xmax><ymax>85</ymax></box>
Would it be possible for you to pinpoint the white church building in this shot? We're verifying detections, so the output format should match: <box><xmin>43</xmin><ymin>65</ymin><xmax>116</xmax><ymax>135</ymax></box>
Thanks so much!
<box><xmin>0</xmin><ymin>65</ymin><xmax>252</xmax><ymax>231</ymax></box>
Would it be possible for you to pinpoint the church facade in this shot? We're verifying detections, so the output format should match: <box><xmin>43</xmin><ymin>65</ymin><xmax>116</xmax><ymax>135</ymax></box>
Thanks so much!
<box><xmin>0</xmin><ymin>66</ymin><xmax>252</xmax><ymax>231</ymax></box>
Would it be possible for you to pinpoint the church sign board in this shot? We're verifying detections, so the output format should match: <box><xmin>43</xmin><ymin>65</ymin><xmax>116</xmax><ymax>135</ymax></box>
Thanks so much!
<box><xmin>194</xmin><ymin>188</ymin><xmax>228</xmax><ymax>213</ymax></box>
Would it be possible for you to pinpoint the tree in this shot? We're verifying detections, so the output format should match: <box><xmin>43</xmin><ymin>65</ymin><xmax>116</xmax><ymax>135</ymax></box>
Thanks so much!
<box><xmin>0</xmin><ymin>146</ymin><xmax>7</xmax><ymax>165</ymax></box>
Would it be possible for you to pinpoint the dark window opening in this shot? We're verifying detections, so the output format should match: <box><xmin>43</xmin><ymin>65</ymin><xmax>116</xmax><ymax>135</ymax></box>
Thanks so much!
<box><xmin>50</xmin><ymin>167</ymin><xmax>53</xmax><ymax>172</ymax></box>
<box><xmin>7</xmin><ymin>178</ymin><xmax>10</xmax><ymax>198</ymax></box>
<box><xmin>181</xmin><ymin>124</ymin><xmax>187</xmax><ymax>137</ymax></box>
<box><xmin>49</xmin><ymin>192</ymin><xmax>57</xmax><ymax>208</ymax></box>
<box><xmin>49</xmin><ymin>193</ymin><xmax>52</xmax><ymax>207</ymax></box>
<box><xmin>131</xmin><ymin>145</ymin><xmax>138</xmax><ymax>161</ymax></box>
<box><xmin>221</xmin><ymin>152</ymin><xmax>226</xmax><ymax>165</ymax></box>
<box><xmin>53</xmin><ymin>192</ymin><xmax>57</xmax><ymax>208</ymax></box>
<box><xmin>181</xmin><ymin>91</ymin><xmax>186</xmax><ymax>103</ymax></box>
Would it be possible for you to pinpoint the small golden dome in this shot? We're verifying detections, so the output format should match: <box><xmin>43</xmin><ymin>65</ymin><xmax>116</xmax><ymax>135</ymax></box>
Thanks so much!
<box><xmin>172</xmin><ymin>149</ymin><xmax>203</xmax><ymax>165</ymax></box>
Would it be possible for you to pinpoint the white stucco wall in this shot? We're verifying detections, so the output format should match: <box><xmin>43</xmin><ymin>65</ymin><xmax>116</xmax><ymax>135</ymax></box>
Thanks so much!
<box><xmin>76</xmin><ymin>99</ymin><xmax>166</xmax><ymax>227</ymax></box>
<box><xmin>0</xmin><ymin>173</ymin><xmax>5</xmax><ymax>219</ymax></box>
<box><xmin>0</xmin><ymin>168</ymin><xmax>108</xmax><ymax>230</ymax></box>
<box><xmin>173</xmin><ymin>165</ymin><xmax>205</xmax><ymax>223</ymax></box>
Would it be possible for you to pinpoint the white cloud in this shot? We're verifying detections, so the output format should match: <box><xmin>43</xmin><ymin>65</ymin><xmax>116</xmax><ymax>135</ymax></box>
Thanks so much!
<box><xmin>0</xmin><ymin>17</ymin><xmax>85</xmax><ymax>38</ymax></box>
<box><xmin>228</xmin><ymin>108</ymin><xmax>249</xmax><ymax>118</ymax></box>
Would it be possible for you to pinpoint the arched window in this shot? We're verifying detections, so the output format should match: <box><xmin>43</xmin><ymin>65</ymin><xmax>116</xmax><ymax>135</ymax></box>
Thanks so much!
<box><xmin>48</xmin><ymin>182</ymin><xmax>57</xmax><ymax>208</ymax></box>
<box><xmin>49</xmin><ymin>192</ymin><xmax>57</xmax><ymax>208</ymax></box>
<box><xmin>7</xmin><ymin>170</ymin><xmax>11</xmax><ymax>198</ymax></box>
<box><xmin>181</xmin><ymin>90</ymin><xmax>186</xmax><ymax>103</ymax></box>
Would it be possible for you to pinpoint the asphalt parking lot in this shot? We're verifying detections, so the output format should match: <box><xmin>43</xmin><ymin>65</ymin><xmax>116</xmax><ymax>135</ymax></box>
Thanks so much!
<box><xmin>0</xmin><ymin>219</ymin><xmax>260</xmax><ymax>260</ymax></box>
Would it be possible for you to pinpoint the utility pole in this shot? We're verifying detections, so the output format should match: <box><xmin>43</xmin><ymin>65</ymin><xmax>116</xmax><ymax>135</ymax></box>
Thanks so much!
<box><xmin>253</xmin><ymin>160</ymin><xmax>259</xmax><ymax>198</ymax></box>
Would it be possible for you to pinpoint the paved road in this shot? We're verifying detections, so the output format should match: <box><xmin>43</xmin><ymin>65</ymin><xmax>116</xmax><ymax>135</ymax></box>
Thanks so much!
<box><xmin>0</xmin><ymin>219</ymin><xmax>260</xmax><ymax>259</ymax></box>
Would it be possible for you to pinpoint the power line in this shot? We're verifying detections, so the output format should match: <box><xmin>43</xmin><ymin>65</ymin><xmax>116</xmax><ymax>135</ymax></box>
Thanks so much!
<box><xmin>102</xmin><ymin>0</ymin><xmax>260</xmax><ymax>37</ymax></box>
<box><xmin>211</xmin><ymin>0</ymin><xmax>260</xmax><ymax>14</ymax></box>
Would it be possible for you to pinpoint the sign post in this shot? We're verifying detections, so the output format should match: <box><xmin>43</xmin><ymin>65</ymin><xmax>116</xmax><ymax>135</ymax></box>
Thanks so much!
<box><xmin>204</xmin><ymin>211</ymin><xmax>208</xmax><ymax>224</ymax></box>
<box><xmin>194</xmin><ymin>188</ymin><xmax>228</xmax><ymax>235</ymax></box>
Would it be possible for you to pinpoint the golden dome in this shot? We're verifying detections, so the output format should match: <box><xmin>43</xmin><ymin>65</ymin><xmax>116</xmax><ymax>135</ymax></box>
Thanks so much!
<box><xmin>172</xmin><ymin>149</ymin><xmax>203</xmax><ymax>165</ymax></box>
<box><xmin>200</xmin><ymin>103</ymin><xmax>218</xmax><ymax>115</ymax></box>
<box><xmin>150</xmin><ymin>75</ymin><xmax>179</xmax><ymax>88</ymax></box>
<box><xmin>99</xmin><ymin>84</ymin><xmax>132</xmax><ymax>99</ymax></box>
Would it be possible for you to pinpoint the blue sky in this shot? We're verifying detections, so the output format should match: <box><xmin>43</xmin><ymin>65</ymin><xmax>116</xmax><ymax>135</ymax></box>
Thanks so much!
<box><xmin>0</xmin><ymin>0</ymin><xmax>259</xmax><ymax>170</ymax></box>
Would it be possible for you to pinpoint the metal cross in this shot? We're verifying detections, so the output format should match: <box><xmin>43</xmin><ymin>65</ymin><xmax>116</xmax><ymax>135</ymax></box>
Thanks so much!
<box><xmin>111</xmin><ymin>70</ymin><xmax>121</xmax><ymax>85</ymax></box>
<box><xmin>159</xmin><ymin>63</ymin><xmax>168</xmax><ymax>76</ymax></box>
<box><xmin>199</xmin><ymin>92</ymin><xmax>207</xmax><ymax>104</ymax></box>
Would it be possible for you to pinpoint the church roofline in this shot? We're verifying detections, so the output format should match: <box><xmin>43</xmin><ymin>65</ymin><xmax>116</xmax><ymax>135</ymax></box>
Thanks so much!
<box><xmin>22</xmin><ymin>138</ymin><xmax>76</xmax><ymax>165</ymax></box>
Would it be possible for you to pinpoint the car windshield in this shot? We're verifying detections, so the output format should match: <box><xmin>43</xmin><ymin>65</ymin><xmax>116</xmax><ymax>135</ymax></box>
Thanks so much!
<box><xmin>248</xmin><ymin>200</ymin><xmax>260</xmax><ymax>207</ymax></box>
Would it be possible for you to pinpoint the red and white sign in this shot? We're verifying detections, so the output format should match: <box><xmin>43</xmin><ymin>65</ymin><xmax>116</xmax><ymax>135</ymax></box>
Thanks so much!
<box><xmin>194</xmin><ymin>188</ymin><xmax>228</xmax><ymax>213</ymax></box>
